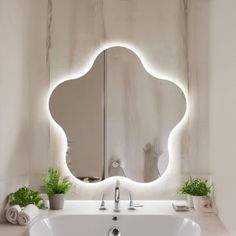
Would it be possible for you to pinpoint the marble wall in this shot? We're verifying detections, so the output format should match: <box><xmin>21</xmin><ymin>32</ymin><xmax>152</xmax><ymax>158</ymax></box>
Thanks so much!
<box><xmin>208</xmin><ymin>0</ymin><xmax>236</xmax><ymax>235</ymax></box>
<box><xmin>2</xmin><ymin>0</ymin><xmax>234</xmax><ymax>233</ymax></box>
<box><xmin>47</xmin><ymin>0</ymin><xmax>193</xmax><ymax>199</ymax></box>
<box><xmin>0</xmin><ymin>0</ymin><xmax>212</xmax><ymax>203</ymax></box>
<box><xmin>0</xmin><ymin>0</ymin><xmax>48</xmax><ymax>220</ymax></box>
<box><xmin>187</xmin><ymin>0</ymin><xmax>211</xmax><ymax>176</ymax></box>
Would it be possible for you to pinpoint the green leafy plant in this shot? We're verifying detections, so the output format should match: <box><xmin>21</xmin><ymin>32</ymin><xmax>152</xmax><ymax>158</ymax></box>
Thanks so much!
<box><xmin>41</xmin><ymin>167</ymin><xmax>72</xmax><ymax>197</ymax></box>
<box><xmin>9</xmin><ymin>187</ymin><xmax>43</xmax><ymax>208</ymax></box>
<box><xmin>178</xmin><ymin>178</ymin><xmax>211</xmax><ymax>196</ymax></box>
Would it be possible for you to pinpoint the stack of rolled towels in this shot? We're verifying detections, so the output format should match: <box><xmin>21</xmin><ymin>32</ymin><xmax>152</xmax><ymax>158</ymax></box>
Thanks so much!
<box><xmin>5</xmin><ymin>204</ymin><xmax>39</xmax><ymax>226</ymax></box>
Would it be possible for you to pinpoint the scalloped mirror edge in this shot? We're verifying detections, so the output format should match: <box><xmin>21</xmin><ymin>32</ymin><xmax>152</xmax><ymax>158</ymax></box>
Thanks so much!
<box><xmin>47</xmin><ymin>42</ymin><xmax>188</xmax><ymax>186</ymax></box>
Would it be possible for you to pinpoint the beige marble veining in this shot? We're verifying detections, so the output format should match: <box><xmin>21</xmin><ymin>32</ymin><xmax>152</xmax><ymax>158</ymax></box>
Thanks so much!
<box><xmin>0</xmin><ymin>0</ymin><xmax>214</xmax><ymax>206</ymax></box>
<box><xmin>0</xmin><ymin>0</ymin><xmax>234</xmax><ymax>234</ymax></box>
<box><xmin>47</xmin><ymin>0</ymin><xmax>191</xmax><ymax>199</ymax></box>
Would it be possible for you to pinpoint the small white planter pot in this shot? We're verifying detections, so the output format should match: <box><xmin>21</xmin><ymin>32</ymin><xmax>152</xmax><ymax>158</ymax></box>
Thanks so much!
<box><xmin>186</xmin><ymin>194</ymin><xmax>194</xmax><ymax>208</ymax></box>
<box><xmin>192</xmin><ymin>196</ymin><xmax>212</xmax><ymax>212</ymax></box>
<box><xmin>49</xmin><ymin>194</ymin><xmax>65</xmax><ymax>210</ymax></box>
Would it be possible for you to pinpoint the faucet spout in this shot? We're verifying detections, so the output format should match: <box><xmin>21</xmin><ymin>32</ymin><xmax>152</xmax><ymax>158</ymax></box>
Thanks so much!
<box><xmin>114</xmin><ymin>180</ymin><xmax>120</xmax><ymax>212</ymax></box>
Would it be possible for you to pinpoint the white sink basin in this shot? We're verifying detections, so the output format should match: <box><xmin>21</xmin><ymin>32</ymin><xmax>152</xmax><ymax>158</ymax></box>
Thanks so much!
<box><xmin>29</xmin><ymin>214</ymin><xmax>200</xmax><ymax>236</ymax></box>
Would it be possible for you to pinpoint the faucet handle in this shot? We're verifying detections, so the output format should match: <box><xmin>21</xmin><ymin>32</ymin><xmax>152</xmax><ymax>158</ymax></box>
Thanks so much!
<box><xmin>99</xmin><ymin>193</ymin><xmax>107</xmax><ymax>210</ymax></box>
<box><xmin>128</xmin><ymin>191</ymin><xmax>136</xmax><ymax>210</ymax></box>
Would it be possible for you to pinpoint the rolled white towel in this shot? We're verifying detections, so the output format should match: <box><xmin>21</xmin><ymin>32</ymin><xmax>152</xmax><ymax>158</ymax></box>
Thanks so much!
<box><xmin>5</xmin><ymin>205</ymin><xmax>22</xmax><ymax>224</ymax></box>
<box><xmin>17</xmin><ymin>204</ymin><xmax>39</xmax><ymax>226</ymax></box>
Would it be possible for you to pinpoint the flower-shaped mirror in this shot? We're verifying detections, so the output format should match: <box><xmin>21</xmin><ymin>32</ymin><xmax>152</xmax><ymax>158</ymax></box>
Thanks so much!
<box><xmin>49</xmin><ymin>47</ymin><xmax>186</xmax><ymax>183</ymax></box>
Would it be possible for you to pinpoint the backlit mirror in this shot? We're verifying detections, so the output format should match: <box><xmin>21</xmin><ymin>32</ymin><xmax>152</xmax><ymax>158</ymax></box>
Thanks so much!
<box><xmin>49</xmin><ymin>47</ymin><xmax>186</xmax><ymax>183</ymax></box>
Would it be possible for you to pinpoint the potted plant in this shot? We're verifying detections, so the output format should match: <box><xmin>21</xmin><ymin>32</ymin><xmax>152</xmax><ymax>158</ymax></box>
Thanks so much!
<box><xmin>9</xmin><ymin>186</ymin><xmax>43</xmax><ymax>208</ymax></box>
<box><xmin>189</xmin><ymin>178</ymin><xmax>212</xmax><ymax>212</ymax></box>
<box><xmin>41</xmin><ymin>167</ymin><xmax>72</xmax><ymax>210</ymax></box>
<box><xmin>178</xmin><ymin>178</ymin><xmax>212</xmax><ymax>211</ymax></box>
<box><xmin>177</xmin><ymin>178</ymin><xmax>195</xmax><ymax>208</ymax></box>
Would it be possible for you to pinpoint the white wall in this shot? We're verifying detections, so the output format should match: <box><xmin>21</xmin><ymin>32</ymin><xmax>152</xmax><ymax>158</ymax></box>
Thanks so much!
<box><xmin>208</xmin><ymin>0</ymin><xmax>236</xmax><ymax>235</ymax></box>
<box><xmin>0</xmin><ymin>0</ymin><xmax>48</xmax><ymax>220</ymax></box>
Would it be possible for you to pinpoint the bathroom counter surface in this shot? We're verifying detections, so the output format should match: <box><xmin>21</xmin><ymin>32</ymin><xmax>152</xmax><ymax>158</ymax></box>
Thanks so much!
<box><xmin>0</xmin><ymin>200</ymin><xmax>229</xmax><ymax>236</ymax></box>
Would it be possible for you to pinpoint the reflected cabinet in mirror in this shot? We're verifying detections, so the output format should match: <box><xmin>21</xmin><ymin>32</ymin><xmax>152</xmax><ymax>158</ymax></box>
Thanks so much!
<box><xmin>49</xmin><ymin>47</ymin><xmax>186</xmax><ymax>183</ymax></box>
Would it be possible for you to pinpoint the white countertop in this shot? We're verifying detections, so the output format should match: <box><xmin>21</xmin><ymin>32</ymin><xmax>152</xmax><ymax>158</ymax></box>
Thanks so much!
<box><xmin>0</xmin><ymin>200</ymin><xmax>229</xmax><ymax>236</ymax></box>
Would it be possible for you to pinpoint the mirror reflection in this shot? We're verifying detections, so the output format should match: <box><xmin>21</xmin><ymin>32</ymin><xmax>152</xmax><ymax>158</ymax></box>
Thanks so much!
<box><xmin>49</xmin><ymin>47</ymin><xmax>186</xmax><ymax>183</ymax></box>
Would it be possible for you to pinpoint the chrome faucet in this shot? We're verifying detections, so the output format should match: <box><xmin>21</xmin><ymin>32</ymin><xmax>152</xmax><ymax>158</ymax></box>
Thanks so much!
<box><xmin>114</xmin><ymin>180</ymin><xmax>120</xmax><ymax>212</ymax></box>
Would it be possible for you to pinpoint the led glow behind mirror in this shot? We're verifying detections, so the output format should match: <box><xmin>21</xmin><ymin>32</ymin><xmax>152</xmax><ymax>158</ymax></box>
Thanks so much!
<box><xmin>49</xmin><ymin>46</ymin><xmax>187</xmax><ymax>183</ymax></box>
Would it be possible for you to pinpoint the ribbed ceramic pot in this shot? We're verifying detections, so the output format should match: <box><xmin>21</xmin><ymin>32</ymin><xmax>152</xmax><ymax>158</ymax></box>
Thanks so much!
<box><xmin>186</xmin><ymin>194</ymin><xmax>194</xmax><ymax>208</ymax></box>
<box><xmin>49</xmin><ymin>194</ymin><xmax>65</xmax><ymax>210</ymax></box>
<box><xmin>192</xmin><ymin>196</ymin><xmax>211</xmax><ymax>212</ymax></box>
